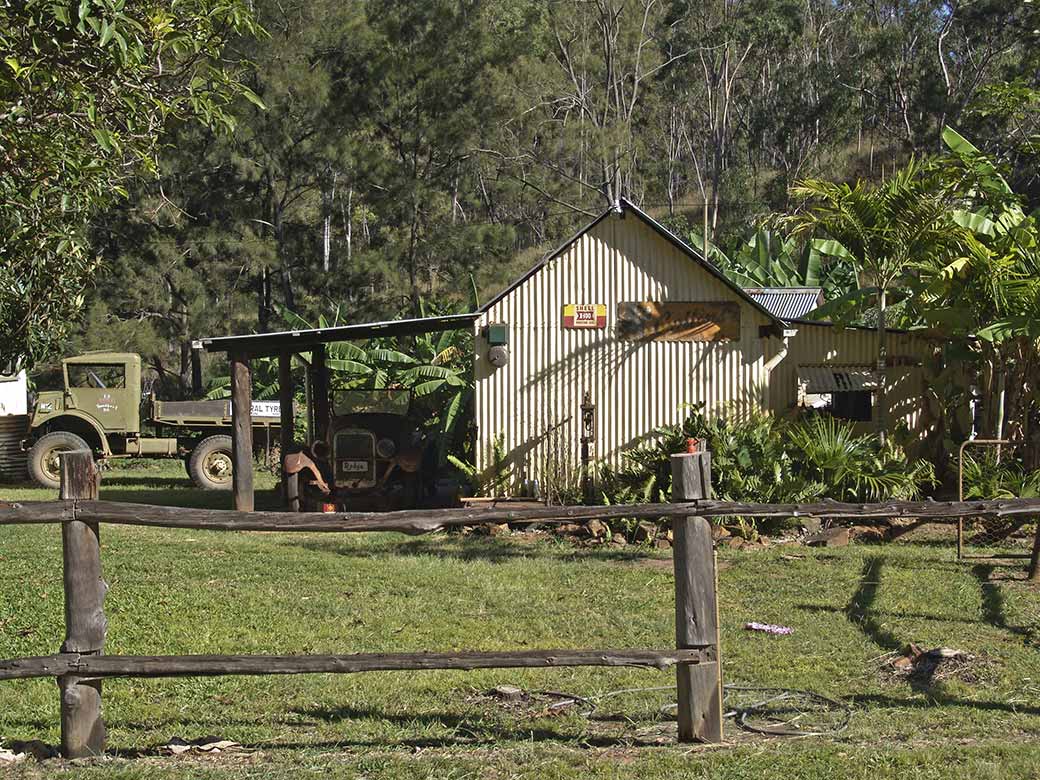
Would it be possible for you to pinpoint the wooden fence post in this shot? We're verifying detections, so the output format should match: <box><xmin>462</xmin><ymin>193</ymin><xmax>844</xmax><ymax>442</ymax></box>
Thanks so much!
<box><xmin>58</xmin><ymin>450</ymin><xmax>107</xmax><ymax>758</ymax></box>
<box><xmin>670</xmin><ymin>451</ymin><xmax>723</xmax><ymax>743</ymax></box>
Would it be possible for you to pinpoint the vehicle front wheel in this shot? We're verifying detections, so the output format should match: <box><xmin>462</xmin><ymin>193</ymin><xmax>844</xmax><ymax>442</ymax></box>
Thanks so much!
<box><xmin>188</xmin><ymin>435</ymin><xmax>234</xmax><ymax>490</ymax></box>
<box><xmin>28</xmin><ymin>431</ymin><xmax>92</xmax><ymax>490</ymax></box>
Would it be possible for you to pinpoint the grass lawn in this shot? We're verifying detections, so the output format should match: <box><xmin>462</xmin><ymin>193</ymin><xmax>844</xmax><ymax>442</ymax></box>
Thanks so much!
<box><xmin>1</xmin><ymin>460</ymin><xmax>1039</xmax><ymax>779</ymax></box>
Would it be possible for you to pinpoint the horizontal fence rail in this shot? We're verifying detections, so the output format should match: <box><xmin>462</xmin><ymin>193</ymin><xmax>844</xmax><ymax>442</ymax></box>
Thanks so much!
<box><xmin>0</xmin><ymin>648</ymin><xmax>711</xmax><ymax>682</ymax></box>
<box><xmin>0</xmin><ymin>450</ymin><xmax>727</xmax><ymax>756</ymax></box>
<box><xmin>4</xmin><ymin>496</ymin><xmax>1040</xmax><ymax>533</ymax></box>
<box><xmin>9</xmin><ymin>450</ymin><xmax>1036</xmax><ymax>757</ymax></box>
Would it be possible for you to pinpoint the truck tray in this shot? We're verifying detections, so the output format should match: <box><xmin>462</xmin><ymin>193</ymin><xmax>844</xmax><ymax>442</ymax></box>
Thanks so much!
<box><xmin>153</xmin><ymin>399</ymin><xmax>282</xmax><ymax>426</ymax></box>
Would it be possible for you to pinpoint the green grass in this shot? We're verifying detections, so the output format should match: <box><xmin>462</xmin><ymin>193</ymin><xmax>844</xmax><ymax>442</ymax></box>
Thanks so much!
<box><xmin>1</xmin><ymin>460</ymin><xmax>1039</xmax><ymax>778</ymax></box>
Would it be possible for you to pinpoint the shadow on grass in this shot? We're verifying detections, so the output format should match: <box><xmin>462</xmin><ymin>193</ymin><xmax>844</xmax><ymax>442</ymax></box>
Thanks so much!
<box><xmin>842</xmin><ymin>556</ymin><xmax>961</xmax><ymax>698</ymax></box>
<box><xmin>87</xmin><ymin>707</ymin><xmax>650</xmax><ymax>757</ymax></box>
<box><xmin>278</xmin><ymin>703</ymin><xmax>651</xmax><ymax>749</ymax></box>
<box><xmin>845</xmin><ymin>556</ymin><xmax>903</xmax><ymax>653</ymax></box>
<box><xmin>97</xmin><ymin>489</ymin><xmax>283</xmax><ymax>511</ymax></box>
<box><xmin>972</xmin><ymin>564</ymin><xmax>1038</xmax><ymax>646</ymax></box>
<box><xmin>288</xmin><ymin>536</ymin><xmax>660</xmax><ymax>565</ymax></box>
<box><xmin>798</xmin><ymin>603</ymin><xmax>983</xmax><ymax>628</ymax></box>
<box><xmin>102</xmin><ymin>476</ymin><xmax>193</xmax><ymax>488</ymax></box>
<box><xmin>850</xmin><ymin>692</ymin><xmax>1040</xmax><ymax>717</ymax></box>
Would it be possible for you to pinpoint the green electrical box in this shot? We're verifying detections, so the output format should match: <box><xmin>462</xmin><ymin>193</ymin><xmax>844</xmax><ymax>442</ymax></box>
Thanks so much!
<box><xmin>486</xmin><ymin>322</ymin><xmax>509</xmax><ymax>346</ymax></box>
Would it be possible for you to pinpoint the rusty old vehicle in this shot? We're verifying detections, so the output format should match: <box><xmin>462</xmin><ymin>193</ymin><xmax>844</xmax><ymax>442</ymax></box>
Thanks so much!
<box><xmin>288</xmin><ymin>388</ymin><xmax>432</xmax><ymax>511</ymax></box>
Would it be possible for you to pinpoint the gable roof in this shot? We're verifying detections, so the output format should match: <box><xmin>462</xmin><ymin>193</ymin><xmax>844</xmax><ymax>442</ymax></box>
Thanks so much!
<box><xmin>479</xmin><ymin>197</ymin><xmax>782</xmax><ymax>325</ymax></box>
<box><xmin>744</xmin><ymin>287</ymin><xmax>824</xmax><ymax>320</ymax></box>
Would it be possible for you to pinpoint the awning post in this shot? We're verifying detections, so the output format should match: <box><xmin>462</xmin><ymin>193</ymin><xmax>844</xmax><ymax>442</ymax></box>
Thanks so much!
<box><xmin>278</xmin><ymin>351</ymin><xmax>294</xmax><ymax>506</ymax></box>
<box><xmin>230</xmin><ymin>351</ymin><xmax>254</xmax><ymax>512</ymax></box>
<box><xmin>312</xmin><ymin>344</ymin><xmax>330</xmax><ymax>443</ymax></box>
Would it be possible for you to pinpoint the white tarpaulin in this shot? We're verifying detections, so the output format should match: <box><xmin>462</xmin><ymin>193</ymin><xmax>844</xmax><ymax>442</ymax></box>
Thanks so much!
<box><xmin>797</xmin><ymin>365</ymin><xmax>878</xmax><ymax>393</ymax></box>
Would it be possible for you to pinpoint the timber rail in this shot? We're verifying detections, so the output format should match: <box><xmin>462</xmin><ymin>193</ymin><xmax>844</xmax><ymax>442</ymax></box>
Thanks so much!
<box><xmin>3</xmin><ymin>450</ymin><xmax>1039</xmax><ymax>758</ymax></box>
<box><xmin>0</xmin><ymin>450</ymin><xmax>724</xmax><ymax>758</ymax></box>
<box><xmin>5</xmin><ymin>496</ymin><xmax>1040</xmax><ymax>532</ymax></box>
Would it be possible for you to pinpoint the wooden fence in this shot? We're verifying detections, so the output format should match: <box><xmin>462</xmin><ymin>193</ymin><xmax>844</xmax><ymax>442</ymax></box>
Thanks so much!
<box><xmin>2</xmin><ymin>450</ymin><xmax>1040</xmax><ymax>758</ymax></box>
<box><xmin>0</xmin><ymin>450</ymin><xmax>726</xmax><ymax>758</ymax></box>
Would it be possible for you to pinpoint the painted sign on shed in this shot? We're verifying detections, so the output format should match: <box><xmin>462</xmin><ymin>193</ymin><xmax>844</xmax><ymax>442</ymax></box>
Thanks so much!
<box><xmin>562</xmin><ymin>304</ymin><xmax>607</xmax><ymax>329</ymax></box>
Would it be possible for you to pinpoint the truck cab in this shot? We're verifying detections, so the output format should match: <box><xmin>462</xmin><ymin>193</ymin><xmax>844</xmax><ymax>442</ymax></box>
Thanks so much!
<box><xmin>32</xmin><ymin>352</ymin><xmax>142</xmax><ymax>442</ymax></box>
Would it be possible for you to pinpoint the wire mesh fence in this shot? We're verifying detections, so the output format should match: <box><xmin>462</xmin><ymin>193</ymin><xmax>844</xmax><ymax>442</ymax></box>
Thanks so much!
<box><xmin>956</xmin><ymin>439</ymin><xmax>1038</xmax><ymax>560</ymax></box>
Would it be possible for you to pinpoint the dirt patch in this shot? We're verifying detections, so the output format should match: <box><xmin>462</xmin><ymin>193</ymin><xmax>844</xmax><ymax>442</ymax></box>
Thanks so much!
<box><xmin>876</xmin><ymin>644</ymin><xmax>994</xmax><ymax>686</ymax></box>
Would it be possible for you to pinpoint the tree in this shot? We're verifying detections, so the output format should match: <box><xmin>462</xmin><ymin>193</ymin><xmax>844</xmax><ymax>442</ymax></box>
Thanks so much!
<box><xmin>0</xmin><ymin>0</ymin><xmax>262</xmax><ymax>371</ymax></box>
<box><xmin>909</xmin><ymin>128</ymin><xmax>1040</xmax><ymax>450</ymax></box>
<box><xmin>783</xmin><ymin>160</ymin><xmax>970</xmax><ymax>441</ymax></box>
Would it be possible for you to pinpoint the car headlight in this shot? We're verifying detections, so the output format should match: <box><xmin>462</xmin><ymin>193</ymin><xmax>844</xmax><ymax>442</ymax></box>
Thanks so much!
<box><xmin>376</xmin><ymin>437</ymin><xmax>396</xmax><ymax>459</ymax></box>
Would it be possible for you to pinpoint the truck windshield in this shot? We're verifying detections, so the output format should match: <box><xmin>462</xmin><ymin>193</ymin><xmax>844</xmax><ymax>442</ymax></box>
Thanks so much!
<box><xmin>333</xmin><ymin>389</ymin><xmax>410</xmax><ymax>416</ymax></box>
<box><xmin>67</xmin><ymin>364</ymin><xmax>125</xmax><ymax>389</ymax></box>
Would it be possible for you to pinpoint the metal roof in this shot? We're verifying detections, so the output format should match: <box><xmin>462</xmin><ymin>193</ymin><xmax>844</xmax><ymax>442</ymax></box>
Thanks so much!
<box><xmin>798</xmin><ymin>364</ymin><xmax>878</xmax><ymax>393</ymax></box>
<box><xmin>200</xmin><ymin>313</ymin><xmax>480</xmax><ymax>355</ymax></box>
<box><xmin>744</xmin><ymin>287</ymin><xmax>823</xmax><ymax>320</ymax></box>
<box><xmin>479</xmin><ymin>198</ymin><xmax>783</xmax><ymax>326</ymax></box>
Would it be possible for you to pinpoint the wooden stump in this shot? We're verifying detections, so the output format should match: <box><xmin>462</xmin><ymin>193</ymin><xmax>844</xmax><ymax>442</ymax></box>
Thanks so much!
<box><xmin>58</xmin><ymin>451</ymin><xmax>107</xmax><ymax>758</ymax></box>
<box><xmin>670</xmin><ymin>452</ymin><xmax>723</xmax><ymax>743</ymax></box>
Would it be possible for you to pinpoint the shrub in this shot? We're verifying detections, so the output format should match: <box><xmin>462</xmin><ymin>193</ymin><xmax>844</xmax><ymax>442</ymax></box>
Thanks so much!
<box><xmin>960</xmin><ymin>452</ymin><xmax>1040</xmax><ymax>499</ymax></box>
<box><xmin>598</xmin><ymin>407</ymin><xmax>935</xmax><ymax>528</ymax></box>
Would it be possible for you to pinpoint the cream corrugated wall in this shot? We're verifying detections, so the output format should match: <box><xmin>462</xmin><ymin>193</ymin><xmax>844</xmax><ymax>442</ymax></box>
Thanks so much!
<box><xmin>474</xmin><ymin>212</ymin><xmax>773</xmax><ymax>483</ymax></box>
<box><xmin>768</xmin><ymin>323</ymin><xmax>937</xmax><ymax>437</ymax></box>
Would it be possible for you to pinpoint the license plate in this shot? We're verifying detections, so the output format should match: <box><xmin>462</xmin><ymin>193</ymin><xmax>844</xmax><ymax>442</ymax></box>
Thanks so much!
<box><xmin>341</xmin><ymin>460</ymin><xmax>369</xmax><ymax>473</ymax></box>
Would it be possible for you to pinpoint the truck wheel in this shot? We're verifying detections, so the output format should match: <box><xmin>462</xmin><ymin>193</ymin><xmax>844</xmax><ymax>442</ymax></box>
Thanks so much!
<box><xmin>189</xmin><ymin>435</ymin><xmax>234</xmax><ymax>490</ymax></box>
<box><xmin>28</xmin><ymin>432</ymin><xmax>92</xmax><ymax>490</ymax></box>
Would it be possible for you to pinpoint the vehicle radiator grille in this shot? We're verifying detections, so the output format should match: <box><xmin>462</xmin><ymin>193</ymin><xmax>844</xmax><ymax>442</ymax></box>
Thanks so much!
<box><xmin>334</xmin><ymin>431</ymin><xmax>376</xmax><ymax>485</ymax></box>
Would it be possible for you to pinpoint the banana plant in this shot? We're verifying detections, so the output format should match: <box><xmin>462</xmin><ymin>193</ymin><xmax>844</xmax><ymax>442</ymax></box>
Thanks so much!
<box><xmin>904</xmin><ymin>128</ymin><xmax>1040</xmax><ymax>443</ymax></box>
<box><xmin>689</xmin><ymin>226</ymin><xmax>855</xmax><ymax>303</ymax></box>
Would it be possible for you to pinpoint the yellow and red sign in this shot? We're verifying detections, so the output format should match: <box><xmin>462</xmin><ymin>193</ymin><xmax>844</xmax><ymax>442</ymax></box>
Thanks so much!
<box><xmin>562</xmin><ymin>304</ymin><xmax>607</xmax><ymax>329</ymax></box>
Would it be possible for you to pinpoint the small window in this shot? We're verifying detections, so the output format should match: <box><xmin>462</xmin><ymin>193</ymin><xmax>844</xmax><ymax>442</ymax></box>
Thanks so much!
<box><xmin>797</xmin><ymin>364</ymin><xmax>876</xmax><ymax>423</ymax></box>
<box><xmin>831</xmin><ymin>390</ymin><xmax>873</xmax><ymax>422</ymax></box>
<box><xmin>68</xmin><ymin>364</ymin><xmax>125</xmax><ymax>389</ymax></box>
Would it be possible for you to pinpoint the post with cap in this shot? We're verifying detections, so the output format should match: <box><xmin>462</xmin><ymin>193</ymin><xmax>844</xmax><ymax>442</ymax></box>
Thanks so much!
<box><xmin>670</xmin><ymin>448</ymin><xmax>723</xmax><ymax>743</ymax></box>
<box><xmin>57</xmin><ymin>450</ymin><xmax>107</xmax><ymax>758</ymax></box>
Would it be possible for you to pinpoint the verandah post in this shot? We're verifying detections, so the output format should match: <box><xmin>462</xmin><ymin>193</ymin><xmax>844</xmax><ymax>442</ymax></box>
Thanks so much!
<box><xmin>1028</xmin><ymin>521</ymin><xmax>1040</xmax><ymax>583</ymax></box>
<box><xmin>278</xmin><ymin>350</ymin><xmax>294</xmax><ymax>507</ymax></box>
<box><xmin>58</xmin><ymin>450</ymin><xmax>107</xmax><ymax>758</ymax></box>
<box><xmin>670</xmin><ymin>450</ymin><xmax>723</xmax><ymax>743</ymax></box>
<box><xmin>230</xmin><ymin>351</ymin><xmax>254</xmax><ymax>512</ymax></box>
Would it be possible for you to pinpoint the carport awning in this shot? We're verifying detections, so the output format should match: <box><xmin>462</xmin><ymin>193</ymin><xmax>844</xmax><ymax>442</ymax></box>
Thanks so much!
<box><xmin>798</xmin><ymin>365</ymin><xmax>878</xmax><ymax>393</ymax></box>
<box><xmin>200</xmin><ymin>312</ymin><xmax>480</xmax><ymax>356</ymax></box>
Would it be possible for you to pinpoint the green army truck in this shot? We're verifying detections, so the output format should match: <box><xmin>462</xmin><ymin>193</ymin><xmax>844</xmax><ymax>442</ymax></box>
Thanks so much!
<box><xmin>26</xmin><ymin>352</ymin><xmax>281</xmax><ymax>490</ymax></box>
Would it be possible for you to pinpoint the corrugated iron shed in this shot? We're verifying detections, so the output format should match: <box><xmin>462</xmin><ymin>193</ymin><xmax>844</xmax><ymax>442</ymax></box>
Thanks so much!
<box><xmin>744</xmin><ymin>287</ymin><xmax>823</xmax><ymax>320</ymax></box>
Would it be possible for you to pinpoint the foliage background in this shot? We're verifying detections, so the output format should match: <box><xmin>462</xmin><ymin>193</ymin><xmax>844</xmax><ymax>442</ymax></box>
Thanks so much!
<box><xmin>49</xmin><ymin>0</ymin><xmax>1039</xmax><ymax>395</ymax></box>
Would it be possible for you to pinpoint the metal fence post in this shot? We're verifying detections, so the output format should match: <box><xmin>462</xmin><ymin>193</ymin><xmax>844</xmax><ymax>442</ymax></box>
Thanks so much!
<box><xmin>670</xmin><ymin>451</ymin><xmax>723</xmax><ymax>743</ymax></box>
<box><xmin>58</xmin><ymin>450</ymin><xmax>107</xmax><ymax>758</ymax></box>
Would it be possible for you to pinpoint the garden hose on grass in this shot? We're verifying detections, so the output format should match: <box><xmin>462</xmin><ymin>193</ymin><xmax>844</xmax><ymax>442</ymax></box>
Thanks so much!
<box><xmin>531</xmin><ymin>684</ymin><xmax>852</xmax><ymax>738</ymax></box>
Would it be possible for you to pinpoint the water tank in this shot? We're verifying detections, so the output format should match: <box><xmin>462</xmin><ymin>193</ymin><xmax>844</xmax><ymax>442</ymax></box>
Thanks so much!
<box><xmin>0</xmin><ymin>371</ymin><xmax>28</xmax><ymax>482</ymax></box>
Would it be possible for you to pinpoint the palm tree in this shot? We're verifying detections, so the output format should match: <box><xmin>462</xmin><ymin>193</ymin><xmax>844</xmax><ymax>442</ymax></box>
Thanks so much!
<box><xmin>783</xmin><ymin>159</ymin><xmax>969</xmax><ymax>442</ymax></box>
